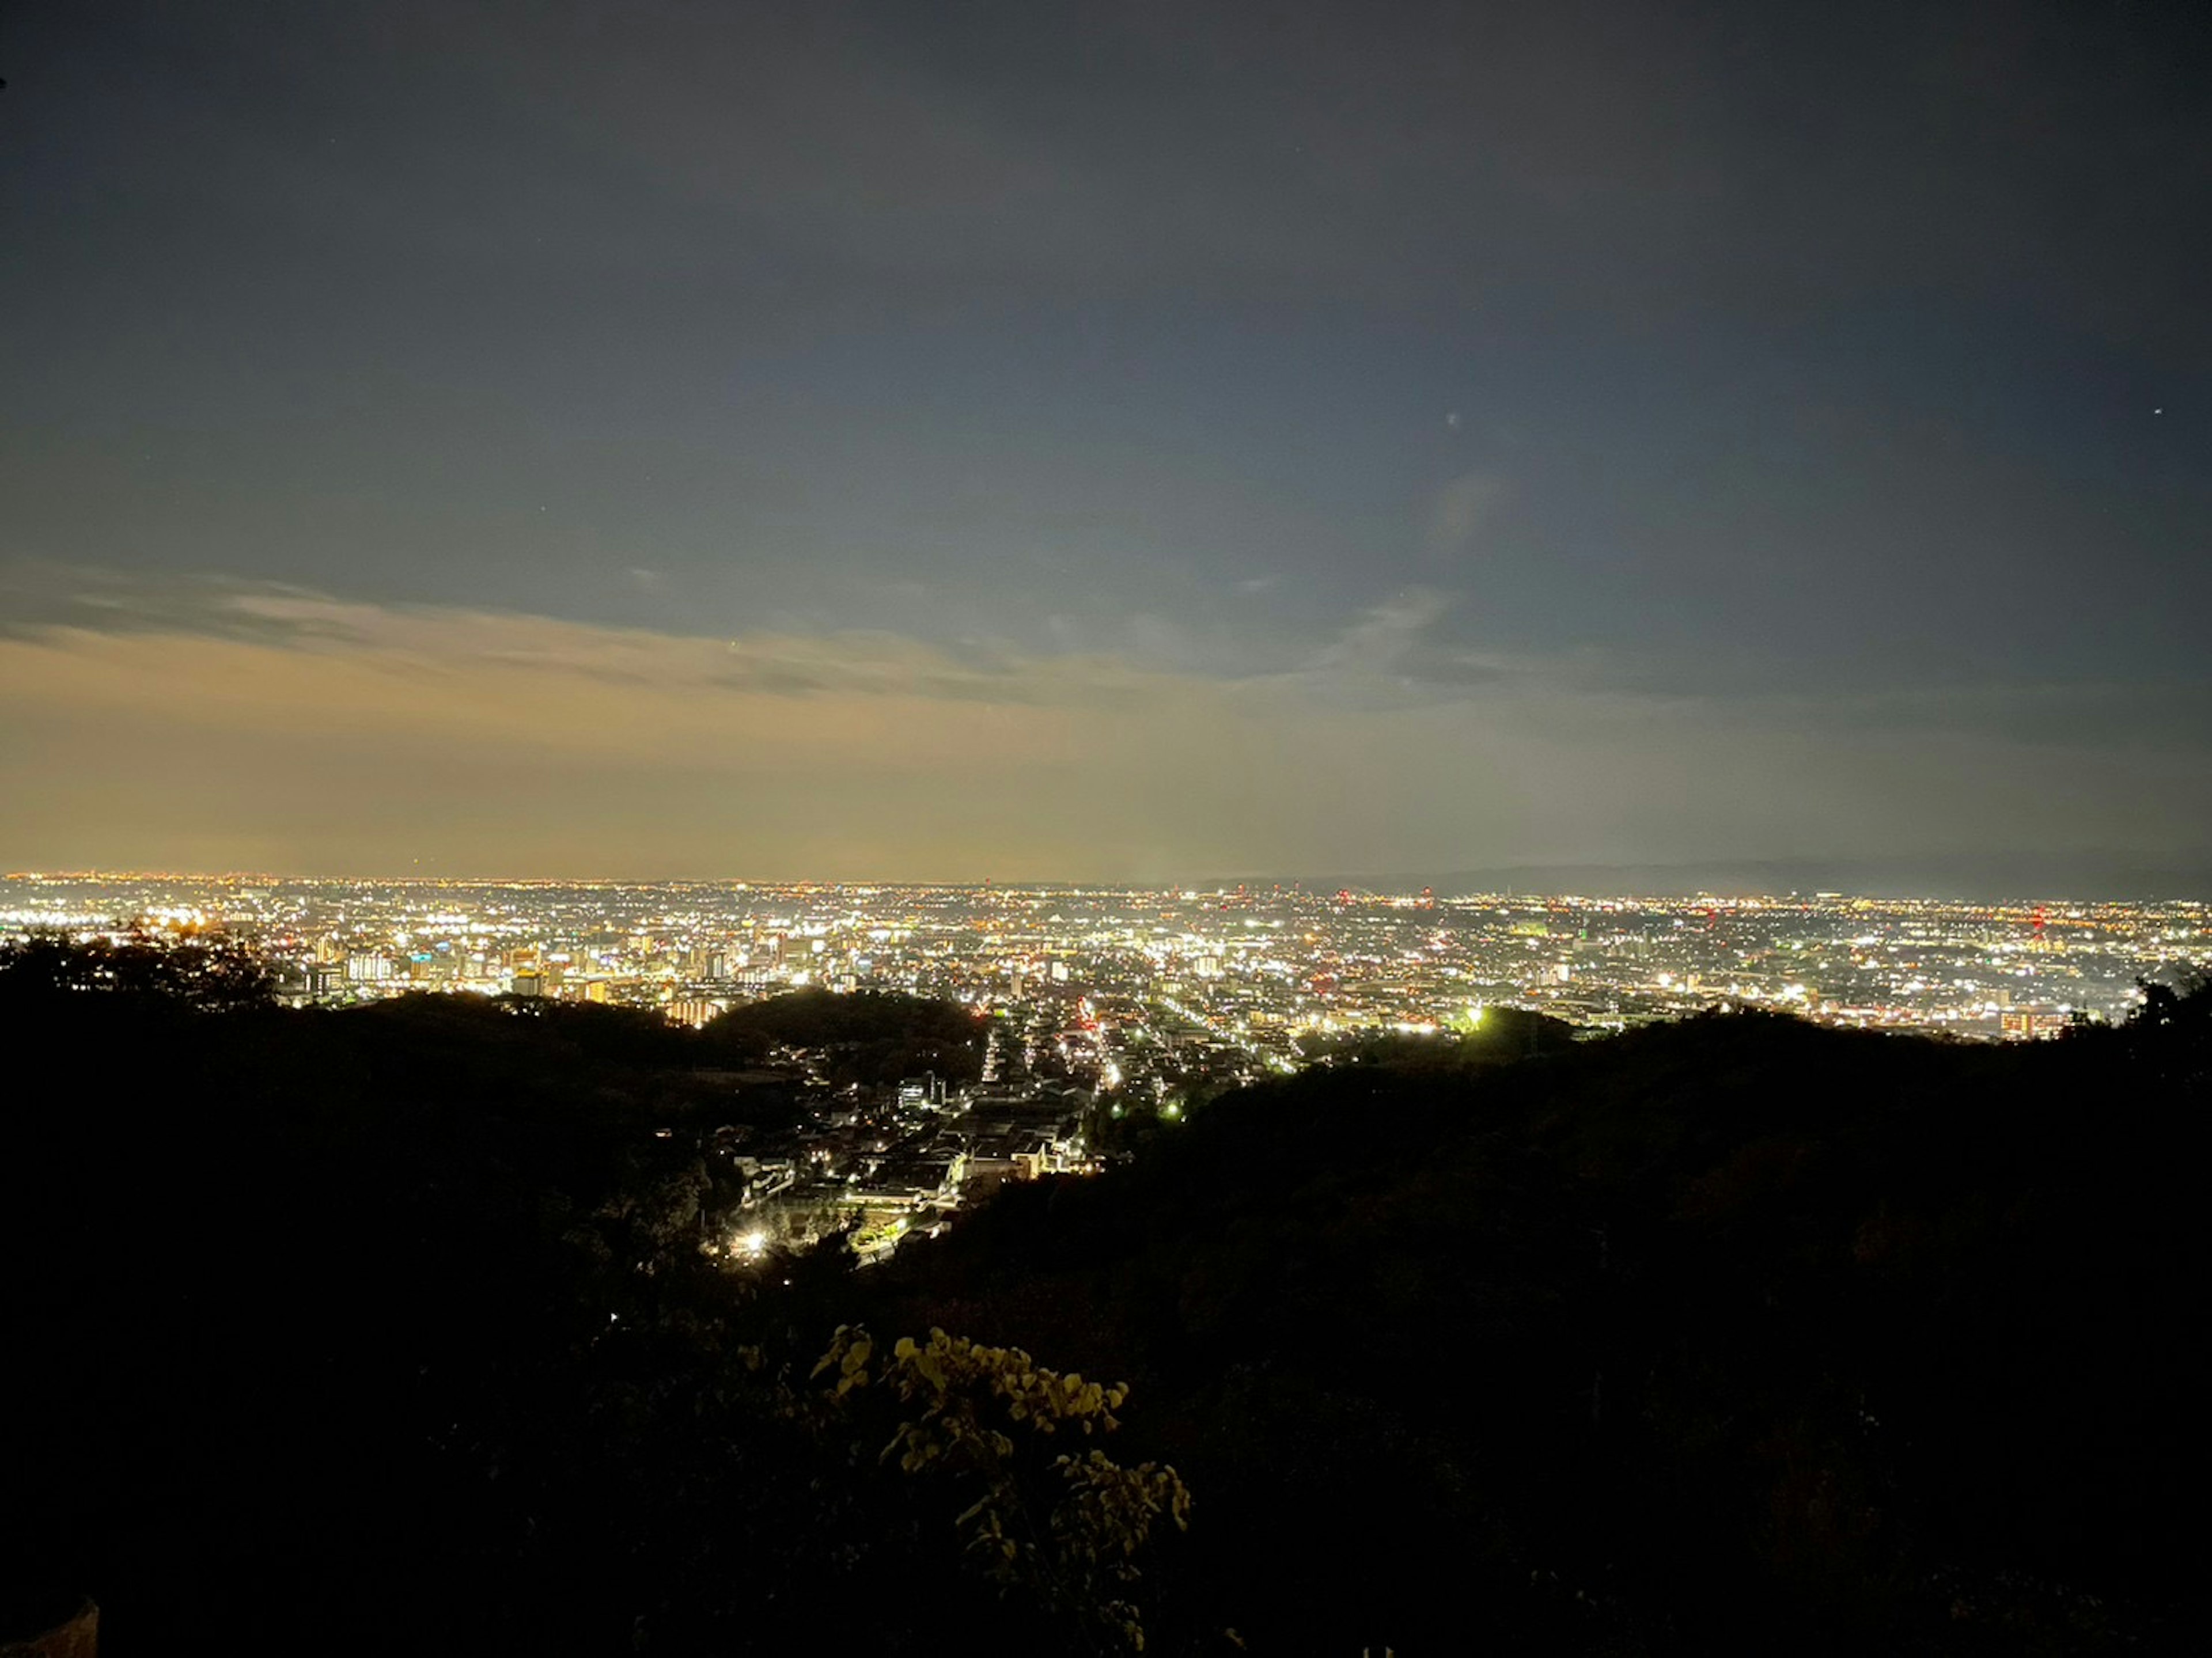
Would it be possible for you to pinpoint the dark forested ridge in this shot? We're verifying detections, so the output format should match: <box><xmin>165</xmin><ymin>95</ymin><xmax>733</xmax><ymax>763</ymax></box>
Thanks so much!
<box><xmin>701</xmin><ymin>985</ymin><xmax>988</xmax><ymax>1084</ymax></box>
<box><xmin>862</xmin><ymin>1009</ymin><xmax>2203</xmax><ymax>1654</ymax></box>
<box><xmin>0</xmin><ymin>942</ymin><xmax>2200</xmax><ymax>1655</ymax></box>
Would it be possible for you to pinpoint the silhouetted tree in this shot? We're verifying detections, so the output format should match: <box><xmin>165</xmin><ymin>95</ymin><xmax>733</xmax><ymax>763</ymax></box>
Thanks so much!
<box><xmin>0</xmin><ymin>928</ymin><xmax>272</xmax><ymax>1011</ymax></box>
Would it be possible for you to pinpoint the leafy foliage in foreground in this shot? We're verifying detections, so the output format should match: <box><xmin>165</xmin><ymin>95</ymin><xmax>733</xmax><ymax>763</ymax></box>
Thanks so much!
<box><xmin>814</xmin><ymin>1326</ymin><xmax>1190</xmax><ymax>1652</ymax></box>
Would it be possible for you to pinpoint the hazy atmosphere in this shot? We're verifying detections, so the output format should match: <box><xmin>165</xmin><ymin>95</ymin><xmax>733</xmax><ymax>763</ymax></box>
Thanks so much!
<box><xmin>4</xmin><ymin>0</ymin><xmax>2206</xmax><ymax>882</ymax></box>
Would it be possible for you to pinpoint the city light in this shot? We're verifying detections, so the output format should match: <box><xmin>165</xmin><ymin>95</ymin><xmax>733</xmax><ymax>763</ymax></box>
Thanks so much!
<box><xmin>6</xmin><ymin>871</ymin><xmax>2202</xmax><ymax>1201</ymax></box>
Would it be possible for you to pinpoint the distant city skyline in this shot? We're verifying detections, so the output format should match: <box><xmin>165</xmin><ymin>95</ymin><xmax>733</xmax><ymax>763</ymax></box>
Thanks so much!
<box><xmin>10</xmin><ymin>851</ymin><xmax>2212</xmax><ymax>906</ymax></box>
<box><xmin>10</xmin><ymin>870</ymin><xmax>2205</xmax><ymax>1050</ymax></box>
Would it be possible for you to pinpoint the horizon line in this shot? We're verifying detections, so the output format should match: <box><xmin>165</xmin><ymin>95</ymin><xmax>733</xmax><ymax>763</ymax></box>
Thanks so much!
<box><xmin>7</xmin><ymin>866</ymin><xmax>2207</xmax><ymax>908</ymax></box>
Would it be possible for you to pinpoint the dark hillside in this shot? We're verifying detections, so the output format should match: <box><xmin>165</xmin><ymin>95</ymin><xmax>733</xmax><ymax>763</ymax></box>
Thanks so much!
<box><xmin>0</xmin><ymin>991</ymin><xmax>684</xmax><ymax>1651</ymax></box>
<box><xmin>1</xmin><ymin>944</ymin><xmax>2200</xmax><ymax>1655</ymax></box>
<box><xmin>850</xmin><ymin>1008</ymin><xmax>2202</xmax><ymax>1654</ymax></box>
<box><xmin>703</xmin><ymin>987</ymin><xmax>987</xmax><ymax>1083</ymax></box>
<box><xmin>0</xmin><ymin>969</ymin><xmax>1006</xmax><ymax>1655</ymax></box>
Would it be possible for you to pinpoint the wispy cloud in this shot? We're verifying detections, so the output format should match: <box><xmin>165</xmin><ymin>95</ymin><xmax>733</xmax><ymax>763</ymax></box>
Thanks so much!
<box><xmin>1292</xmin><ymin>586</ymin><xmax>1520</xmax><ymax>706</ymax></box>
<box><xmin>3</xmin><ymin>570</ymin><xmax>2205</xmax><ymax>879</ymax></box>
<box><xmin>1313</xmin><ymin>587</ymin><xmax>1455</xmax><ymax>674</ymax></box>
<box><xmin>17</xmin><ymin>580</ymin><xmax>1167</xmax><ymax>712</ymax></box>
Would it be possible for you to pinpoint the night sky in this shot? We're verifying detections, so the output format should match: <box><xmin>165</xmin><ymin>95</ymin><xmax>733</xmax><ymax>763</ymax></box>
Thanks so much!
<box><xmin>3</xmin><ymin>1</ymin><xmax>2207</xmax><ymax>885</ymax></box>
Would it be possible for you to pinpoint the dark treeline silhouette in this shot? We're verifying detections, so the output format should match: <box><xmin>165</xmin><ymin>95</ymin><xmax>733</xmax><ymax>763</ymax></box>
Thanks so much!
<box><xmin>0</xmin><ymin>925</ymin><xmax>272</xmax><ymax>1011</ymax></box>
<box><xmin>0</xmin><ymin>936</ymin><xmax>2200</xmax><ymax>1654</ymax></box>
<box><xmin>703</xmin><ymin>985</ymin><xmax>988</xmax><ymax>1084</ymax></box>
<box><xmin>1291</xmin><ymin>1004</ymin><xmax>1579</xmax><ymax>1069</ymax></box>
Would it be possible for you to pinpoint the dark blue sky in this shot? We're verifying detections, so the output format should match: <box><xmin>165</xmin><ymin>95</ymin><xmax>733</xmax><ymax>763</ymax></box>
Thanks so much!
<box><xmin>3</xmin><ymin>1</ymin><xmax>2207</xmax><ymax>883</ymax></box>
